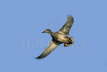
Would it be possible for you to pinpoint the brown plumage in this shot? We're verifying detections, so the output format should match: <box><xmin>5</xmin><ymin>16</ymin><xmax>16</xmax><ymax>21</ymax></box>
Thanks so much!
<box><xmin>36</xmin><ymin>16</ymin><xmax>74</xmax><ymax>59</ymax></box>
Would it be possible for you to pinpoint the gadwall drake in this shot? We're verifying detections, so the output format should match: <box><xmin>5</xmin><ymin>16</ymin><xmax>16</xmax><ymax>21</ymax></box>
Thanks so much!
<box><xmin>36</xmin><ymin>16</ymin><xmax>74</xmax><ymax>59</ymax></box>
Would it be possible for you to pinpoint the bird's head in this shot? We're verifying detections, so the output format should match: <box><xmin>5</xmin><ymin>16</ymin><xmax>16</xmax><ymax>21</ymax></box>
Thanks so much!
<box><xmin>42</xmin><ymin>29</ymin><xmax>52</xmax><ymax>34</ymax></box>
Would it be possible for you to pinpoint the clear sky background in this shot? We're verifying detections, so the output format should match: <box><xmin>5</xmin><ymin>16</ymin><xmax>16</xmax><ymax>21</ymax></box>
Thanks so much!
<box><xmin>0</xmin><ymin>0</ymin><xmax>107</xmax><ymax>72</ymax></box>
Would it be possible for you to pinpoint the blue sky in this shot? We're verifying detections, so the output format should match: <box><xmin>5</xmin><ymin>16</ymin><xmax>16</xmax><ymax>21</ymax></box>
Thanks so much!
<box><xmin>0</xmin><ymin>0</ymin><xmax>107</xmax><ymax>72</ymax></box>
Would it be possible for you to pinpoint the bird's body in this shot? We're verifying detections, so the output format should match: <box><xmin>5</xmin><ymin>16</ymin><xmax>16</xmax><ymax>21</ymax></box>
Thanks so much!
<box><xmin>51</xmin><ymin>32</ymin><xmax>73</xmax><ymax>45</ymax></box>
<box><xmin>36</xmin><ymin>16</ymin><xmax>74</xmax><ymax>59</ymax></box>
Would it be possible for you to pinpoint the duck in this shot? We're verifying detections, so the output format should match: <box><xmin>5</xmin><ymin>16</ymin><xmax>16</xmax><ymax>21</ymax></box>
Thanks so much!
<box><xmin>36</xmin><ymin>16</ymin><xmax>74</xmax><ymax>59</ymax></box>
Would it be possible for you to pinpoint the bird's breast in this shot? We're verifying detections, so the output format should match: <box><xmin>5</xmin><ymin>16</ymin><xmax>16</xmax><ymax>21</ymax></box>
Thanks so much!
<box><xmin>55</xmin><ymin>33</ymin><xmax>70</xmax><ymax>42</ymax></box>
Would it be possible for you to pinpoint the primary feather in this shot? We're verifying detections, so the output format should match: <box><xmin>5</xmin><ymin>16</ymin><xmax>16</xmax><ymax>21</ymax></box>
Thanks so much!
<box><xmin>59</xmin><ymin>16</ymin><xmax>74</xmax><ymax>35</ymax></box>
<box><xmin>36</xmin><ymin>41</ymin><xmax>59</xmax><ymax>59</ymax></box>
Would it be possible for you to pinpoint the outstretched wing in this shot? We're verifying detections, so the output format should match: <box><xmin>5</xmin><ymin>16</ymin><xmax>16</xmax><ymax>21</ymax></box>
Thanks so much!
<box><xmin>36</xmin><ymin>41</ymin><xmax>59</xmax><ymax>59</ymax></box>
<box><xmin>59</xmin><ymin>16</ymin><xmax>74</xmax><ymax>35</ymax></box>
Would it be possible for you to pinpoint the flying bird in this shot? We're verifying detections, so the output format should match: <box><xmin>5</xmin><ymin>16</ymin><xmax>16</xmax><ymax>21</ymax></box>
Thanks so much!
<box><xmin>36</xmin><ymin>16</ymin><xmax>74</xmax><ymax>59</ymax></box>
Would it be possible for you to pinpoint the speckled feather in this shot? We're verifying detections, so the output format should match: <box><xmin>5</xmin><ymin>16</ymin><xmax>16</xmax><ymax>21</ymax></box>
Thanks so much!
<box><xmin>59</xmin><ymin>16</ymin><xmax>74</xmax><ymax>35</ymax></box>
<box><xmin>36</xmin><ymin>41</ymin><xmax>60</xmax><ymax>59</ymax></box>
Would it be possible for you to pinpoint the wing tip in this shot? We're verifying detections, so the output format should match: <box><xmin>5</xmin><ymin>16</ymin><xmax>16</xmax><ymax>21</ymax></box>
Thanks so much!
<box><xmin>35</xmin><ymin>55</ymin><xmax>46</xmax><ymax>59</ymax></box>
<box><xmin>36</xmin><ymin>56</ymin><xmax>43</xmax><ymax>59</ymax></box>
